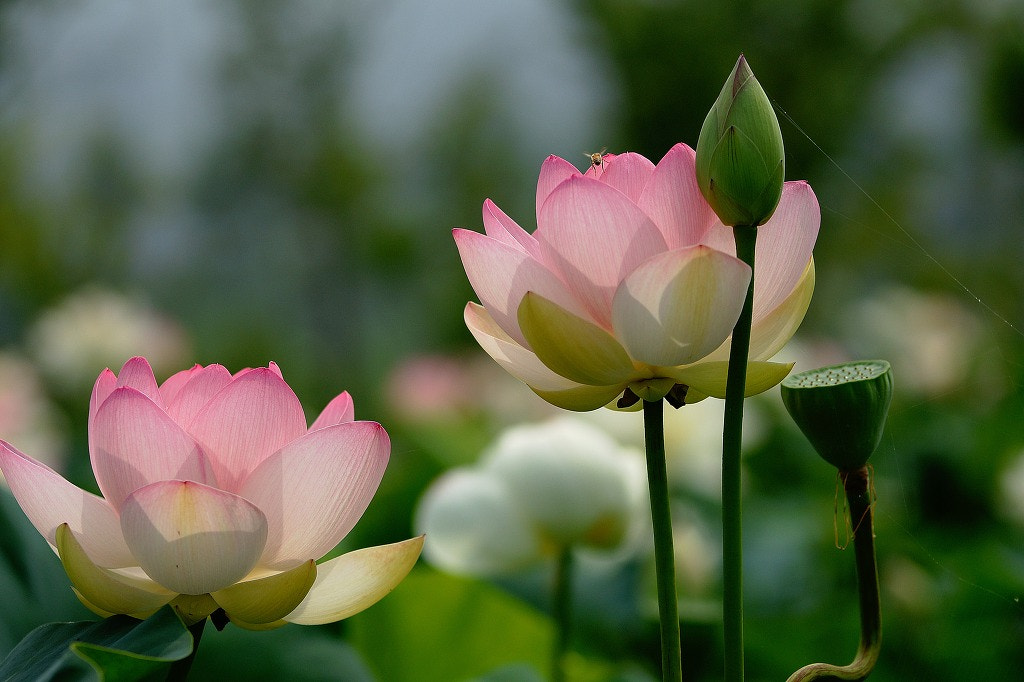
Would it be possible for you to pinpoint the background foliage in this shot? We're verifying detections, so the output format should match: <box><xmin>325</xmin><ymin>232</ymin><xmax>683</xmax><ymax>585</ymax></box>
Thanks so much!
<box><xmin>1</xmin><ymin>0</ymin><xmax>1022</xmax><ymax>679</ymax></box>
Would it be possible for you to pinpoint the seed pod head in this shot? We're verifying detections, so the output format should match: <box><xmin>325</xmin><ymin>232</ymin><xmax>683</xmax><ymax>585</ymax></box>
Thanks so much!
<box><xmin>696</xmin><ymin>54</ymin><xmax>785</xmax><ymax>227</ymax></box>
<box><xmin>781</xmin><ymin>360</ymin><xmax>893</xmax><ymax>471</ymax></box>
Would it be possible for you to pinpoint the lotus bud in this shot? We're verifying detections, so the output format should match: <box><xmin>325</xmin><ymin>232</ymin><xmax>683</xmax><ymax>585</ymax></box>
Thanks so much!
<box><xmin>780</xmin><ymin>361</ymin><xmax>894</xmax><ymax>471</ymax></box>
<box><xmin>696</xmin><ymin>54</ymin><xmax>785</xmax><ymax>227</ymax></box>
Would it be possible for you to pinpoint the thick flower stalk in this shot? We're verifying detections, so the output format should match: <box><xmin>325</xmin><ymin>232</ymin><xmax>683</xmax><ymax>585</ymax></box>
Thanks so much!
<box><xmin>455</xmin><ymin>144</ymin><xmax>818</xmax><ymax>412</ymax></box>
<box><xmin>0</xmin><ymin>357</ymin><xmax>422</xmax><ymax>630</ymax></box>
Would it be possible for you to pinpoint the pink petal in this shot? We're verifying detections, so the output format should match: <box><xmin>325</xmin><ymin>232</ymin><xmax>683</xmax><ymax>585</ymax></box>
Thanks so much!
<box><xmin>598</xmin><ymin>151</ymin><xmax>656</xmax><ymax>204</ymax></box>
<box><xmin>701</xmin><ymin>181</ymin><xmax>819</xmax><ymax>320</ymax></box>
<box><xmin>638</xmin><ymin>143</ymin><xmax>719</xmax><ymax>249</ymax></box>
<box><xmin>611</xmin><ymin>246</ymin><xmax>751</xmax><ymax>367</ymax></box>
<box><xmin>88</xmin><ymin>369</ymin><xmax>118</xmax><ymax>431</ymax></box>
<box><xmin>158</xmin><ymin>364</ymin><xmax>203</xmax><ymax>406</ymax></box>
<box><xmin>482</xmin><ymin>199</ymin><xmax>539</xmax><ymax>257</ymax></box>
<box><xmin>120</xmin><ymin>480</ymin><xmax>268</xmax><ymax>595</ymax></box>
<box><xmin>454</xmin><ymin>228</ymin><xmax>591</xmax><ymax>346</ymax></box>
<box><xmin>187</xmin><ymin>367</ymin><xmax>307</xmax><ymax>492</ymax></box>
<box><xmin>240</xmin><ymin>421</ymin><xmax>389</xmax><ymax>570</ymax></box>
<box><xmin>535</xmin><ymin>155</ymin><xmax>581</xmax><ymax>223</ymax></box>
<box><xmin>310</xmin><ymin>392</ymin><xmax>355</xmax><ymax>430</ymax></box>
<box><xmin>90</xmin><ymin>388</ymin><xmax>216</xmax><ymax>510</ymax></box>
<box><xmin>536</xmin><ymin>175</ymin><xmax>668</xmax><ymax>327</ymax></box>
<box><xmin>268</xmin><ymin>362</ymin><xmax>284</xmax><ymax>380</ymax></box>
<box><xmin>115</xmin><ymin>357</ymin><xmax>161</xmax><ymax>407</ymax></box>
<box><xmin>0</xmin><ymin>441</ymin><xmax>135</xmax><ymax>568</ymax></box>
<box><xmin>164</xmin><ymin>364</ymin><xmax>233</xmax><ymax>427</ymax></box>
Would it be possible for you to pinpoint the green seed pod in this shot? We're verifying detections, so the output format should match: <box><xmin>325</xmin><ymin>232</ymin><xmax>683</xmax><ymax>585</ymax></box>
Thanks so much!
<box><xmin>696</xmin><ymin>54</ymin><xmax>785</xmax><ymax>227</ymax></box>
<box><xmin>781</xmin><ymin>360</ymin><xmax>893</xmax><ymax>471</ymax></box>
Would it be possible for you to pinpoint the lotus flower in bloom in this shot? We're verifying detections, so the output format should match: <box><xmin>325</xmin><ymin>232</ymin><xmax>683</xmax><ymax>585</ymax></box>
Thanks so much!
<box><xmin>0</xmin><ymin>357</ymin><xmax>422</xmax><ymax>629</ymax></box>
<box><xmin>454</xmin><ymin>144</ymin><xmax>819</xmax><ymax>411</ymax></box>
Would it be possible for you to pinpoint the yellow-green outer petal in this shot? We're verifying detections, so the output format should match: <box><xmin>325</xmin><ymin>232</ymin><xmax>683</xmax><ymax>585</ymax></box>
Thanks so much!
<box><xmin>530</xmin><ymin>383</ymin><xmax>625</xmax><ymax>411</ymax></box>
<box><xmin>56</xmin><ymin>523</ymin><xmax>174</xmax><ymax>616</ymax></box>
<box><xmin>518</xmin><ymin>292</ymin><xmax>634</xmax><ymax>386</ymax></box>
<box><xmin>749</xmin><ymin>258</ymin><xmax>815</xmax><ymax>360</ymax></box>
<box><xmin>213</xmin><ymin>560</ymin><xmax>317</xmax><ymax>626</ymax></box>
<box><xmin>668</xmin><ymin>360</ymin><xmax>794</xmax><ymax>398</ymax></box>
<box><xmin>284</xmin><ymin>536</ymin><xmax>423</xmax><ymax>625</ymax></box>
<box><xmin>170</xmin><ymin>594</ymin><xmax>219</xmax><ymax>626</ymax></box>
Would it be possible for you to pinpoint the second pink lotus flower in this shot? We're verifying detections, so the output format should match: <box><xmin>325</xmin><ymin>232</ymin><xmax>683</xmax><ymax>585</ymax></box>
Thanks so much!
<box><xmin>0</xmin><ymin>357</ymin><xmax>422</xmax><ymax>629</ymax></box>
<box><xmin>454</xmin><ymin>144</ymin><xmax>819</xmax><ymax>411</ymax></box>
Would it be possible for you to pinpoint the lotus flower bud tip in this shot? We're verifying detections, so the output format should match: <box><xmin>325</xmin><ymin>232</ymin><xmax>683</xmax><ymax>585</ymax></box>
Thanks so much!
<box><xmin>696</xmin><ymin>54</ymin><xmax>785</xmax><ymax>227</ymax></box>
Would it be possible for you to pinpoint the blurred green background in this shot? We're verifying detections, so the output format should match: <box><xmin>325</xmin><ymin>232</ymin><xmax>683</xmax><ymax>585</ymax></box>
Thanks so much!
<box><xmin>1</xmin><ymin>0</ymin><xmax>1022</xmax><ymax>680</ymax></box>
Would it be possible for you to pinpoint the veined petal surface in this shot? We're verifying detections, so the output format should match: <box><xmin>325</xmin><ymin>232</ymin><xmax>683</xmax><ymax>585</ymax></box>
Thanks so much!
<box><xmin>0</xmin><ymin>441</ymin><xmax>135</xmax><ymax>567</ymax></box>
<box><xmin>164</xmin><ymin>364</ymin><xmax>233</xmax><ymax>426</ymax></box>
<box><xmin>701</xmin><ymin>180</ymin><xmax>819</xmax><ymax>319</ymax></box>
<box><xmin>90</xmin><ymin>387</ymin><xmax>216</xmax><ymax>510</ymax></box>
<box><xmin>598</xmin><ymin>151</ymin><xmax>655</xmax><ymax>204</ymax></box>
<box><xmin>241</xmin><ymin>422</ymin><xmax>389</xmax><ymax>569</ymax></box>
<box><xmin>482</xmin><ymin>199</ymin><xmax>540</xmax><ymax>258</ymax></box>
<box><xmin>518</xmin><ymin>292</ymin><xmax>635</xmax><ymax>386</ymax></box>
<box><xmin>157</xmin><ymin>364</ymin><xmax>202</xmax><ymax>407</ymax></box>
<box><xmin>213</xmin><ymin>560</ymin><xmax>316</xmax><ymax>626</ymax></box>
<box><xmin>284</xmin><ymin>536</ymin><xmax>424</xmax><ymax>625</ymax></box>
<box><xmin>187</xmin><ymin>367</ymin><xmax>307</xmax><ymax>491</ymax></box>
<box><xmin>536</xmin><ymin>175</ymin><xmax>667</xmax><ymax>327</ymax></box>
<box><xmin>637</xmin><ymin>144</ymin><xmax>719</xmax><ymax>249</ymax></box>
<box><xmin>667</xmin><ymin>360</ymin><xmax>795</xmax><ymax>399</ymax></box>
<box><xmin>611</xmin><ymin>246</ymin><xmax>750</xmax><ymax>367</ymax></box>
<box><xmin>748</xmin><ymin>258</ymin><xmax>815</xmax><ymax>361</ymax></box>
<box><xmin>465</xmin><ymin>303</ymin><xmax>622</xmax><ymax>409</ymax></box>
<box><xmin>88</xmin><ymin>369</ymin><xmax>118</xmax><ymax>430</ymax></box>
<box><xmin>114</xmin><ymin>357</ymin><xmax>161</xmax><ymax>406</ymax></box>
<box><xmin>536</xmin><ymin>154</ymin><xmax>581</xmax><ymax>221</ymax></box>
<box><xmin>56</xmin><ymin>524</ymin><xmax>174</xmax><ymax>616</ymax></box>
<box><xmin>309</xmin><ymin>391</ymin><xmax>355</xmax><ymax>430</ymax></box>
<box><xmin>454</xmin><ymin>228</ymin><xmax>588</xmax><ymax>346</ymax></box>
<box><xmin>120</xmin><ymin>481</ymin><xmax>268</xmax><ymax>595</ymax></box>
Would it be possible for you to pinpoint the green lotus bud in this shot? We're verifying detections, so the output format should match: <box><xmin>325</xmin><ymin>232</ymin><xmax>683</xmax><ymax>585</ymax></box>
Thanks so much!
<box><xmin>780</xmin><ymin>361</ymin><xmax>893</xmax><ymax>471</ymax></box>
<box><xmin>696</xmin><ymin>54</ymin><xmax>785</xmax><ymax>227</ymax></box>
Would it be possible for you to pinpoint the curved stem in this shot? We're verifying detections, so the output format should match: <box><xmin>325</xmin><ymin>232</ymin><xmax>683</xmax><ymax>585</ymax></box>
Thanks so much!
<box><xmin>723</xmin><ymin>224</ymin><xmax>757</xmax><ymax>681</ymax></box>
<box><xmin>643</xmin><ymin>398</ymin><xmax>682</xmax><ymax>682</ymax></box>
<box><xmin>786</xmin><ymin>467</ymin><xmax>881</xmax><ymax>682</ymax></box>
<box><xmin>166</xmin><ymin>617</ymin><xmax>207</xmax><ymax>681</ymax></box>
<box><xmin>552</xmin><ymin>545</ymin><xmax>574</xmax><ymax>682</ymax></box>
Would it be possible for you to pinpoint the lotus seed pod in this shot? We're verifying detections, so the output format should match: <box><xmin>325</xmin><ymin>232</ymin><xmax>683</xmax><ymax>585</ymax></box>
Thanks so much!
<box><xmin>781</xmin><ymin>360</ymin><xmax>893</xmax><ymax>471</ymax></box>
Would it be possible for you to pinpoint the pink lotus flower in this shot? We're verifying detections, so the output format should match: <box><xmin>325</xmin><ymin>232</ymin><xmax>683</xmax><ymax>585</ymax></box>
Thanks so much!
<box><xmin>0</xmin><ymin>357</ymin><xmax>422</xmax><ymax>629</ymax></box>
<box><xmin>455</xmin><ymin>144</ymin><xmax>819</xmax><ymax>411</ymax></box>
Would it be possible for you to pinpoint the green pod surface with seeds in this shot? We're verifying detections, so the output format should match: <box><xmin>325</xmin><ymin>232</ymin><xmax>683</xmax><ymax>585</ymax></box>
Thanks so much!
<box><xmin>781</xmin><ymin>360</ymin><xmax>893</xmax><ymax>471</ymax></box>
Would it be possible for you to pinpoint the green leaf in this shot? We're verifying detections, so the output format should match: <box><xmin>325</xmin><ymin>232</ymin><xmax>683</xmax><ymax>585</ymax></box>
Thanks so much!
<box><xmin>0</xmin><ymin>606</ymin><xmax>192</xmax><ymax>682</ymax></box>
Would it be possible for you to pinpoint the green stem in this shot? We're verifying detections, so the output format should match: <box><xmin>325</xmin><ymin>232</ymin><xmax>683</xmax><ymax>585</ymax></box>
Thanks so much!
<box><xmin>552</xmin><ymin>545</ymin><xmax>574</xmax><ymax>682</ymax></box>
<box><xmin>643</xmin><ymin>398</ymin><xmax>682</xmax><ymax>682</ymax></box>
<box><xmin>723</xmin><ymin>224</ymin><xmax>757</xmax><ymax>682</ymax></box>
<box><xmin>786</xmin><ymin>467</ymin><xmax>881</xmax><ymax>682</ymax></box>
<box><xmin>166</xmin><ymin>618</ymin><xmax>207</xmax><ymax>681</ymax></box>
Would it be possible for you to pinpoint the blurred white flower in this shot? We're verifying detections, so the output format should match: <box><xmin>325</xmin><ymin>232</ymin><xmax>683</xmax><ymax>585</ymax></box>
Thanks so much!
<box><xmin>27</xmin><ymin>286</ymin><xmax>190</xmax><ymax>394</ymax></box>
<box><xmin>844</xmin><ymin>286</ymin><xmax>986</xmax><ymax>397</ymax></box>
<box><xmin>998</xmin><ymin>450</ymin><xmax>1024</xmax><ymax>526</ymax></box>
<box><xmin>0</xmin><ymin>352</ymin><xmax>66</xmax><ymax>480</ymax></box>
<box><xmin>577</xmin><ymin>399</ymin><xmax>766</xmax><ymax>500</ymax></box>
<box><xmin>672</xmin><ymin>521</ymin><xmax>717</xmax><ymax>596</ymax></box>
<box><xmin>416</xmin><ymin>417</ymin><xmax>647</xmax><ymax>576</ymax></box>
